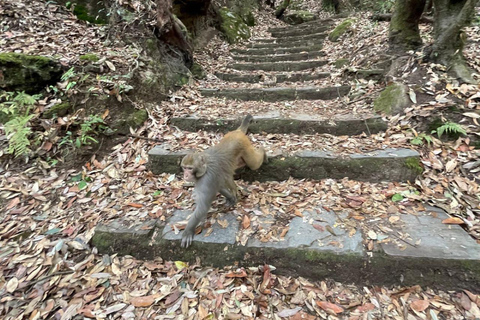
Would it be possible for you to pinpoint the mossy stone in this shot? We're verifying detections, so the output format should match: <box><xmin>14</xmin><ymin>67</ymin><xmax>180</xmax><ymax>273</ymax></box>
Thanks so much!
<box><xmin>191</xmin><ymin>62</ymin><xmax>206</xmax><ymax>79</ymax></box>
<box><xmin>374</xmin><ymin>82</ymin><xmax>409</xmax><ymax>115</ymax></box>
<box><xmin>244</xmin><ymin>11</ymin><xmax>256</xmax><ymax>26</ymax></box>
<box><xmin>218</xmin><ymin>7</ymin><xmax>251</xmax><ymax>43</ymax></box>
<box><xmin>283</xmin><ymin>10</ymin><xmax>316</xmax><ymax>25</ymax></box>
<box><xmin>334</xmin><ymin>58</ymin><xmax>349</xmax><ymax>68</ymax></box>
<box><xmin>328</xmin><ymin>18</ymin><xmax>355</xmax><ymax>42</ymax></box>
<box><xmin>405</xmin><ymin>157</ymin><xmax>423</xmax><ymax>174</ymax></box>
<box><xmin>0</xmin><ymin>52</ymin><xmax>63</xmax><ymax>93</ymax></box>
<box><xmin>72</xmin><ymin>4</ymin><xmax>107</xmax><ymax>24</ymax></box>
<box><xmin>126</xmin><ymin>109</ymin><xmax>148</xmax><ymax>128</ymax></box>
<box><xmin>44</xmin><ymin>102</ymin><xmax>72</xmax><ymax>118</ymax></box>
<box><xmin>79</xmin><ymin>54</ymin><xmax>99</xmax><ymax>62</ymax></box>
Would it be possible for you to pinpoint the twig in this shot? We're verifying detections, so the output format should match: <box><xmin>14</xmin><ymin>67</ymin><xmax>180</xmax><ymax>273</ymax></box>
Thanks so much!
<box><xmin>375</xmin><ymin>226</ymin><xmax>418</xmax><ymax>248</ymax></box>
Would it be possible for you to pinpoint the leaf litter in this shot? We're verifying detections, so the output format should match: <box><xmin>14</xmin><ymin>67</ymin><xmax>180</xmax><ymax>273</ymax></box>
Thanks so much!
<box><xmin>0</xmin><ymin>0</ymin><xmax>480</xmax><ymax>319</ymax></box>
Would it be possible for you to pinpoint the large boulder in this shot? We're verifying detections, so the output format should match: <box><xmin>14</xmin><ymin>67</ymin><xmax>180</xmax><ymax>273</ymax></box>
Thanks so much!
<box><xmin>0</xmin><ymin>53</ymin><xmax>63</xmax><ymax>93</ymax></box>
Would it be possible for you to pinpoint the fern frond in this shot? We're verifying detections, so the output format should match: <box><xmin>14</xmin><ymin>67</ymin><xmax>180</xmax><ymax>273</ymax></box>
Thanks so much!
<box><xmin>4</xmin><ymin>114</ymin><xmax>35</xmax><ymax>157</ymax></box>
<box><xmin>436</xmin><ymin>122</ymin><xmax>466</xmax><ymax>138</ymax></box>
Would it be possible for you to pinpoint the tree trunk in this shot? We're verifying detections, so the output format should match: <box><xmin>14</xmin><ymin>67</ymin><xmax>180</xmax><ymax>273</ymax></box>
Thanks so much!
<box><xmin>156</xmin><ymin>0</ymin><xmax>193</xmax><ymax>67</ymax></box>
<box><xmin>389</xmin><ymin>0</ymin><xmax>426</xmax><ymax>50</ymax></box>
<box><xmin>429</xmin><ymin>0</ymin><xmax>476</xmax><ymax>82</ymax></box>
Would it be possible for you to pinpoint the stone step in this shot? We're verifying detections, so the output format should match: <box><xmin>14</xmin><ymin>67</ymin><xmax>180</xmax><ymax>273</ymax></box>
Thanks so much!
<box><xmin>231</xmin><ymin>45</ymin><xmax>323</xmax><ymax>56</ymax></box>
<box><xmin>268</xmin><ymin>19</ymin><xmax>334</xmax><ymax>33</ymax></box>
<box><xmin>199</xmin><ymin>86</ymin><xmax>350</xmax><ymax>101</ymax></box>
<box><xmin>231</xmin><ymin>51</ymin><xmax>326</xmax><ymax>62</ymax></box>
<box><xmin>252</xmin><ymin>32</ymin><xmax>327</xmax><ymax>44</ymax></box>
<box><xmin>169</xmin><ymin>114</ymin><xmax>387</xmax><ymax>135</ymax></box>
<box><xmin>92</xmin><ymin>206</ymin><xmax>480</xmax><ymax>290</ymax></box>
<box><xmin>248</xmin><ymin>38</ymin><xmax>324</xmax><ymax>49</ymax></box>
<box><xmin>270</xmin><ymin>24</ymin><xmax>331</xmax><ymax>37</ymax></box>
<box><xmin>229</xmin><ymin>60</ymin><xmax>328</xmax><ymax>72</ymax></box>
<box><xmin>147</xmin><ymin>146</ymin><xmax>421</xmax><ymax>182</ymax></box>
<box><xmin>346</xmin><ymin>69</ymin><xmax>384</xmax><ymax>81</ymax></box>
<box><xmin>214</xmin><ymin>72</ymin><xmax>330</xmax><ymax>83</ymax></box>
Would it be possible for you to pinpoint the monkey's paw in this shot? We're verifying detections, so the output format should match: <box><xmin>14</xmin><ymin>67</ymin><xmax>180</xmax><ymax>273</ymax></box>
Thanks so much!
<box><xmin>181</xmin><ymin>231</ymin><xmax>194</xmax><ymax>248</ymax></box>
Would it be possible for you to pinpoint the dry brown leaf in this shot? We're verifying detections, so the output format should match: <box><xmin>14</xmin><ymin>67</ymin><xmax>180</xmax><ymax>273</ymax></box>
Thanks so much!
<box><xmin>316</xmin><ymin>301</ymin><xmax>344</xmax><ymax>314</ymax></box>
<box><xmin>131</xmin><ymin>294</ymin><xmax>161</xmax><ymax>307</ymax></box>
<box><xmin>410</xmin><ymin>299</ymin><xmax>429</xmax><ymax>312</ymax></box>
<box><xmin>442</xmin><ymin>217</ymin><xmax>464</xmax><ymax>225</ymax></box>
<box><xmin>242</xmin><ymin>215</ymin><xmax>251</xmax><ymax>229</ymax></box>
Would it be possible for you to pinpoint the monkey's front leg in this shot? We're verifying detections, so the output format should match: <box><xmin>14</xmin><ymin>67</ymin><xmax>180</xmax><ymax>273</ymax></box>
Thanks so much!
<box><xmin>181</xmin><ymin>191</ymin><xmax>214</xmax><ymax>248</ymax></box>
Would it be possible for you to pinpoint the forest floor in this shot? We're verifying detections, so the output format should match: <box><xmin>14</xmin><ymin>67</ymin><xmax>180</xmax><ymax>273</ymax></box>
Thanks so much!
<box><xmin>1</xmin><ymin>1</ymin><xmax>480</xmax><ymax>319</ymax></box>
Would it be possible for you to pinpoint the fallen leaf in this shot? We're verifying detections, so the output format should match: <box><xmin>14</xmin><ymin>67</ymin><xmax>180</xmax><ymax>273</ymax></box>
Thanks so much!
<box><xmin>442</xmin><ymin>217</ymin><xmax>464</xmax><ymax>225</ymax></box>
<box><xmin>410</xmin><ymin>299</ymin><xmax>429</xmax><ymax>312</ymax></box>
<box><xmin>316</xmin><ymin>301</ymin><xmax>344</xmax><ymax>314</ymax></box>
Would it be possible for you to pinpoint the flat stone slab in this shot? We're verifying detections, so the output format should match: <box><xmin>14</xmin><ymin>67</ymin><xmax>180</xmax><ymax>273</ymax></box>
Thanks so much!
<box><xmin>249</xmin><ymin>39</ymin><xmax>323</xmax><ymax>49</ymax></box>
<box><xmin>232</xmin><ymin>51</ymin><xmax>326</xmax><ymax>62</ymax></box>
<box><xmin>267</xmin><ymin>19</ymin><xmax>334</xmax><ymax>33</ymax></box>
<box><xmin>214</xmin><ymin>72</ymin><xmax>330</xmax><ymax>83</ymax></box>
<box><xmin>229</xmin><ymin>60</ymin><xmax>328</xmax><ymax>72</ymax></box>
<box><xmin>231</xmin><ymin>45</ymin><xmax>323</xmax><ymax>56</ymax></box>
<box><xmin>147</xmin><ymin>146</ymin><xmax>421</xmax><ymax>182</ymax></box>
<box><xmin>169</xmin><ymin>114</ymin><xmax>387</xmax><ymax>135</ymax></box>
<box><xmin>270</xmin><ymin>24</ymin><xmax>331</xmax><ymax>37</ymax></box>
<box><xmin>346</xmin><ymin>69</ymin><xmax>384</xmax><ymax>81</ymax></box>
<box><xmin>92</xmin><ymin>207</ymin><xmax>480</xmax><ymax>290</ymax></box>
<box><xmin>163</xmin><ymin>210</ymin><xmax>239</xmax><ymax>245</ymax></box>
<box><xmin>380</xmin><ymin>206</ymin><xmax>480</xmax><ymax>260</ymax></box>
<box><xmin>252</xmin><ymin>32</ymin><xmax>327</xmax><ymax>44</ymax></box>
<box><xmin>200</xmin><ymin>86</ymin><xmax>350</xmax><ymax>101</ymax></box>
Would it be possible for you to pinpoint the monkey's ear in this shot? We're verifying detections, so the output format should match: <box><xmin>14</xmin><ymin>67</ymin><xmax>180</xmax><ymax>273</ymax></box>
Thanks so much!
<box><xmin>195</xmin><ymin>154</ymin><xmax>207</xmax><ymax>177</ymax></box>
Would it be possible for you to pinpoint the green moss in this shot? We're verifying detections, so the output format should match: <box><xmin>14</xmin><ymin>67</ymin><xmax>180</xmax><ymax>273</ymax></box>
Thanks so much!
<box><xmin>127</xmin><ymin>110</ymin><xmax>148</xmax><ymax>128</ymax></box>
<box><xmin>283</xmin><ymin>10</ymin><xmax>316</xmax><ymax>25</ymax></box>
<box><xmin>373</xmin><ymin>83</ymin><xmax>408</xmax><ymax>115</ymax></box>
<box><xmin>0</xmin><ymin>53</ymin><xmax>63</xmax><ymax>93</ymax></box>
<box><xmin>405</xmin><ymin>157</ymin><xmax>423</xmax><ymax>174</ymax></box>
<box><xmin>44</xmin><ymin>102</ymin><xmax>71</xmax><ymax>118</ymax></box>
<box><xmin>244</xmin><ymin>11</ymin><xmax>256</xmax><ymax>26</ymax></box>
<box><xmin>191</xmin><ymin>62</ymin><xmax>206</xmax><ymax>79</ymax></box>
<box><xmin>218</xmin><ymin>7</ymin><xmax>251</xmax><ymax>43</ymax></box>
<box><xmin>328</xmin><ymin>19</ymin><xmax>355</xmax><ymax>42</ymax></box>
<box><xmin>73</xmin><ymin>4</ymin><xmax>107</xmax><ymax>24</ymax></box>
<box><xmin>334</xmin><ymin>58</ymin><xmax>349</xmax><ymax>69</ymax></box>
<box><xmin>79</xmin><ymin>54</ymin><xmax>99</xmax><ymax>62</ymax></box>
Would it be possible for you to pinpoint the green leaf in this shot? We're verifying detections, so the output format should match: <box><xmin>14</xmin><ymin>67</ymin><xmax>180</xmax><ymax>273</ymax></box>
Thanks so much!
<box><xmin>45</xmin><ymin>228</ymin><xmax>62</xmax><ymax>235</ymax></box>
<box><xmin>78</xmin><ymin>181</ymin><xmax>88</xmax><ymax>190</ymax></box>
<box><xmin>71</xmin><ymin>173</ymin><xmax>82</xmax><ymax>182</ymax></box>
<box><xmin>153</xmin><ymin>190</ymin><xmax>162</xmax><ymax>196</ymax></box>
<box><xmin>391</xmin><ymin>194</ymin><xmax>404</xmax><ymax>202</ymax></box>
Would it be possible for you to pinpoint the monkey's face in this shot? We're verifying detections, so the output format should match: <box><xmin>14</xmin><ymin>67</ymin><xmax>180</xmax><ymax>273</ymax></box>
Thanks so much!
<box><xmin>182</xmin><ymin>165</ymin><xmax>197</xmax><ymax>182</ymax></box>
<box><xmin>181</xmin><ymin>153</ymin><xmax>207</xmax><ymax>182</ymax></box>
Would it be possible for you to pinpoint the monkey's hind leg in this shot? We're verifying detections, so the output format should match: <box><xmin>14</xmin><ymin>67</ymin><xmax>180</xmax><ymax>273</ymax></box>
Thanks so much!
<box><xmin>241</xmin><ymin>145</ymin><xmax>267</xmax><ymax>170</ymax></box>
<box><xmin>220</xmin><ymin>178</ymin><xmax>238</xmax><ymax>206</ymax></box>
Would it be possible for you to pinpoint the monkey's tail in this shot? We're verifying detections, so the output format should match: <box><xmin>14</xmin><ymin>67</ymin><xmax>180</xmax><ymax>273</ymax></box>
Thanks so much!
<box><xmin>238</xmin><ymin>114</ymin><xmax>254</xmax><ymax>133</ymax></box>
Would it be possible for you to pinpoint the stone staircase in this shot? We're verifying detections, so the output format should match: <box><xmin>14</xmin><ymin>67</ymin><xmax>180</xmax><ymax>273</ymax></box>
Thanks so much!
<box><xmin>92</xmin><ymin>18</ymin><xmax>480</xmax><ymax>290</ymax></box>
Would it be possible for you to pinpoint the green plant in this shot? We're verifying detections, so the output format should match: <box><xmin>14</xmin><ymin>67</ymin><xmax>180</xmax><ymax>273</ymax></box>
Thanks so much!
<box><xmin>410</xmin><ymin>133</ymin><xmax>433</xmax><ymax>146</ymax></box>
<box><xmin>77</xmin><ymin>115</ymin><xmax>108</xmax><ymax>147</ymax></box>
<box><xmin>1</xmin><ymin>91</ymin><xmax>41</xmax><ymax>157</ymax></box>
<box><xmin>432</xmin><ymin>122</ymin><xmax>466</xmax><ymax>138</ymax></box>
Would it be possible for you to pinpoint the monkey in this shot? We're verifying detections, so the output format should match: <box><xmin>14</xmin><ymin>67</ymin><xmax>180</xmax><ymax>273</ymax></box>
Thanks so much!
<box><xmin>180</xmin><ymin>114</ymin><xmax>267</xmax><ymax>248</ymax></box>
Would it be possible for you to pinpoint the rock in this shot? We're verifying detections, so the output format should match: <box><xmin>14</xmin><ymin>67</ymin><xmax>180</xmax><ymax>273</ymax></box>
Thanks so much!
<box><xmin>218</xmin><ymin>7</ymin><xmax>251</xmax><ymax>43</ymax></box>
<box><xmin>0</xmin><ymin>53</ymin><xmax>63</xmax><ymax>93</ymax></box>
<box><xmin>334</xmin><ymin>58</ymin><xmax>349</xmax><ymax>68</ymax></box>
<box><xmin>328</xmin><ymin>18</ymin><xmax>355</xmax><ymax>42</ymax></box>
<box><xmin>374</xmin><ymin>82</ymin><xmax>410</xmax><ymax>115</ymax></box>
<box><xmin>282</xmin><ymin>10</ymin><xmax>317</xmax><ymax>25</ymax></box>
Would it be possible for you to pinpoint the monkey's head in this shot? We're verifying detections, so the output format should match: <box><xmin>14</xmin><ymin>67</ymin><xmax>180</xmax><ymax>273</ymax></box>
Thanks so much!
<box><xmin>181</xmin><ymin>153</ymin><xmax>207</xmax><ymax>182</ymax></box>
